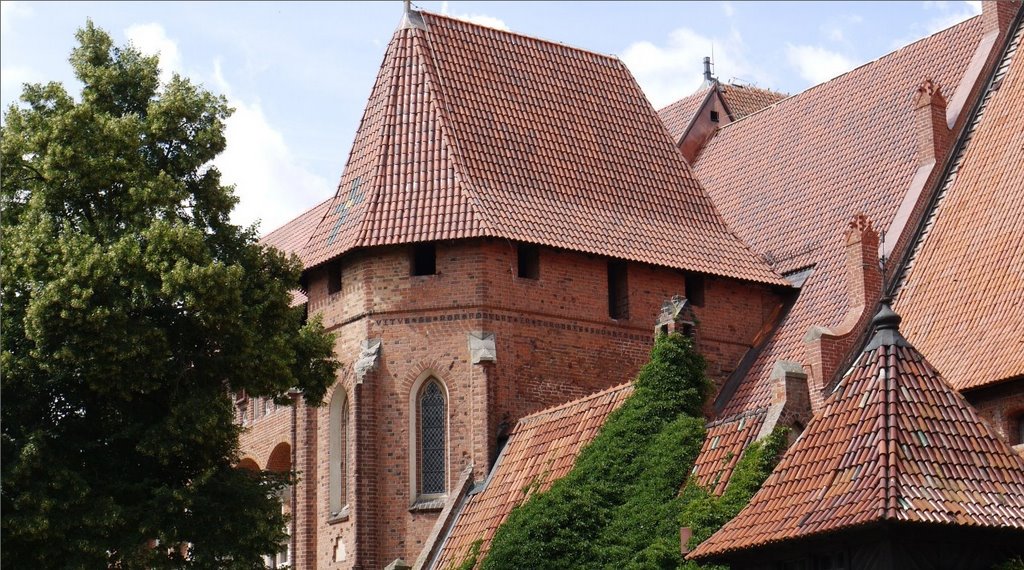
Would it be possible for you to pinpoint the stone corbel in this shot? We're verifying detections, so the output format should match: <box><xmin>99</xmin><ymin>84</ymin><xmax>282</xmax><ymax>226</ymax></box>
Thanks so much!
<box><xmin>354</xmin><ymin>339</ymin><xmax>381</xmax><ymax>382</ymax></box>
<box><xmin>468</xmin><ymin>332</ymin><xmax>496</xmax><ymax>364</ymax></box>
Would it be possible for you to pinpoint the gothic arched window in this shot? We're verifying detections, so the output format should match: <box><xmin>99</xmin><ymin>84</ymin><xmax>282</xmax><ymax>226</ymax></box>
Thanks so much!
<box><xmin>329</xmin><ymin>389</ymin><xmax>348</xmax><ymax>515</ymax></box>
<box><xmin>419</xmin><ymin>380</ymin><xmax>446</xmax><ymax>495</ymax></box>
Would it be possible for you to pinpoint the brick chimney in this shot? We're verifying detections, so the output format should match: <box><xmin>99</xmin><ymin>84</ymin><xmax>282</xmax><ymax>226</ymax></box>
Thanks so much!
<box><xmin>803</xmin><ymin>214</ymin><xmax>881</xmax><ymax>410</ymax></box>
<box><xmin>842</xmin><ymin>213</ymin><xmax>881</xmax><ymax>312</ymax></box>
<box><xmin>982</xmin><ymin>0</ymin><xmax>1019</xmax><ymax>37</ymax></box>
<box><xmin>914</xmin><ymin>79</ymin><xmax>951</xmax><ymax>166</ymax></box>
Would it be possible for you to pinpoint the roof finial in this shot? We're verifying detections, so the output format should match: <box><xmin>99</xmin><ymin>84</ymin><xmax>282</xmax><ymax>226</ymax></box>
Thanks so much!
<box><xmin>865</xmin><ymin>297</ymin><xmax>908</xmax><ymax>350</ymax></box>
<box><xmin>398</xmin><ymin>0</ymin><xmax>424</xmax><ymax>30</ymax></box>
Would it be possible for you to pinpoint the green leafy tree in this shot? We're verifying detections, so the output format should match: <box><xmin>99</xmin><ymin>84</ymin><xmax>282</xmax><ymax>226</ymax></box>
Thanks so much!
<box><xmin>1</xmin><ymin>22</ymin><xmax>338</xmax><ymax>568</ymax></box>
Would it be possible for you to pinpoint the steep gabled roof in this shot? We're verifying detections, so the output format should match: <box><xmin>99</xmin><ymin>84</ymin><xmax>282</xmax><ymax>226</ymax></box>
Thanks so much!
<box><xmin>655</xmin><ymin>82</ymin><xmax>787</xmax><ymax>145</ymax></box>
<box><xmin>695</xmin><ymin>17</ymin><xmax>983</xmax><ymax>272</ymax></box>
<box><xmin>433</xmin><ymin>383</ymin><xmax>633</xmax><ymax>569</ymax></box>
<box><xmin>895</xmin><ymin>17</ymin><xmax>1024</xmax><ymax>391</ymax></box>
<box><xmin>299</xmin><ymin>10</ymin><xmax>784</xmax><ymax>285</ymax></box>
<box><xmin>694</xmin><ymin>16</ymin><xmax>986</xmax><ymax>421</ymax></box>
<box><xmin>657</xmin><ymin>84</ymin><xmax>714</xmax><ymax>143</ymax></box>
<box><xmin>690</xmin><ymin>305</ymin><xmax>1024</xmax><ymax>560</ymax></box>
<box><xmin>718</xmin><ymin>83</ymin><xmax>788</xmax><ymax>120</ymax></box>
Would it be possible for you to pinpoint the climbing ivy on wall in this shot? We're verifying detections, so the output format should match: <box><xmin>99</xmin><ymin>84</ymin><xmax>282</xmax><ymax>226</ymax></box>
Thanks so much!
<box><xmin>479</xmin><ymin>333</ymin><xmax>787</xmax><ymax>570</ymax></box>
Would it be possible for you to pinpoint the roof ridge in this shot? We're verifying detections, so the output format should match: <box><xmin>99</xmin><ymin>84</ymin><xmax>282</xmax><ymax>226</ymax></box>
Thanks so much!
<box><xmin>417</xmin><ymin>9</ymin><xmax>621</xmax><ymax>63</ymax></box>
<box><xmin>353</xmin><ymin>28</ymin><xmax>410</xmax><ymax>247</ymax></box>
<box><xmin>714</xmin><ymin>14</ymin><xmax>983</xmax><ymax>133</ymax></box>
<box><xmin>518</xmin><ymin>382</ymin><xmax>633</xmax><ymax>424</ymax></box>
<box><xmin>415</xmin><ymin>14</ymin><xmax>498</xmax><ymax>237</ymax></box>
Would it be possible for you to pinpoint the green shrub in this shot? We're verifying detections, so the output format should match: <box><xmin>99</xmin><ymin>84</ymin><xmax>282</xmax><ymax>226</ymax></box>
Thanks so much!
<box><xmin>481</xmin><ymin>333</ymin><xmax>788</xmax><ymax>570</ymax></box>
<box><xmin>483</xmin><ymin>334</ymin><xmax>709</xmax><ymax>570</ymax></box>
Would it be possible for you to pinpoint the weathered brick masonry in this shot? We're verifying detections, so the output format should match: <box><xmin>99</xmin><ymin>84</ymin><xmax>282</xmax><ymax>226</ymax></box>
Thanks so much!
<box><xmin>240</xmin><ymin>239</ymin><xmax>784</xmax><ymax>568</ymax></box>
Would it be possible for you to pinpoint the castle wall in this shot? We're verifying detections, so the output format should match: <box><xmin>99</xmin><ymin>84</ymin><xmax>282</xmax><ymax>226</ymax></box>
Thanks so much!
<box><xmin>239</xmin><ymin>238</ymin><xmax>785</xmax><ymax>569</ymax></box>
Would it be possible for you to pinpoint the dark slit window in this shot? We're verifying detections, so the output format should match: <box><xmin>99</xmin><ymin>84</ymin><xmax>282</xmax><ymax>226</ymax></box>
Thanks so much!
<box><xmin>685</xmin><ymin>273</ymin><xmax>705</xmax><ymax>307</ymax></box>
<box><xmin>327</xmin><ymin>261</ymin><xmax>342</xmax><ymax>295</ymax></box>
<box><xmin>608</xmin><ymin>261</ymin><xmax>629</xmax><ymax>319</ymax></box>
<box><xmin>411</xmin><ymin>243</ymin><xmax>436</xmax><ymax>276</ymax></box>
<box><xmin>517</xmin><ymin>243</ymin><xmax>540</xmax><ymax>279</ymax></box>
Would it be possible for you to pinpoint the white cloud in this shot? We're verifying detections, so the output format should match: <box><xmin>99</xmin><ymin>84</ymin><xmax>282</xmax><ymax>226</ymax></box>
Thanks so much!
<box><xmin>621</xmin><ymin>27</ymin><xmax>764</xmax><ymax>109</ymax></box>
<box><xmin>923</xmin><ymin>0</ymin><xmax>981</xmax><ymax>34</ymax></box>
<box><xmin>124</xmin><ymin>23</ymin><xmax>182</xmax><ymax>86</ymax></box>
<box><xmin>722</xmin><ymin>2</ymin><xmax>735</xmax><ymax>18</ymax></box>
<box><xmin>824</xmin><ymin>26</ymin><xmax>845</xmax><ymax>42</ymax></box>
<box><xmin>892</xmin><ymin>1</ymin><xmax>981</xmax><ymax>51</ymax></box>
<box><xmin>454</xmin><ymin>13</ymin><xmax>509</xmax><ymax>31</ymax></box>
<box><xmin>0</xmin><ymin>65</ymin><xmax>41</xmax><ymax>101</ymax></box>
<box><xmin>211</xmin><ymin>63</ymin><xmax>329</xmax><ymax>233</ymax></box>
<box><xmin>437</xmin><ymin>1</ymin><xmax>509</xmax><ymax>31</ymax></box>
<box><xmin>785</xmin><ymin>44</ymin><xmax>856</xmax><ymax>85</ymax></box>
<box><xmin>1</xmin><ymin>1</ymin><xmax>31</xmax><ymax>34</ymax></box>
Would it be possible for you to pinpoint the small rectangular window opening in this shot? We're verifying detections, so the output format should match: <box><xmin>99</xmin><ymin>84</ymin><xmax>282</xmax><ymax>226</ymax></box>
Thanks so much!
<box><xmin>411</xmin><ymin>243</ymin><xmax>436</xmax><ymax>276</ymax></box>
<box><xmin>327</xmin><ymin>261</ymin><xmax>342</xmax><ymax>295</ymax></box>
<box><xmin>710</xmin><ymin>110</ymin><xmax>720</xmax><ymax>123</ymax></box>
<box><xmin>685</xmin><ymin>273</ymin><xmax>705</xmax><ymax>306</ymax></box>
<box><xmin>608</xmin><ymin>261</ymin><xmax>629</xmax><ymax>319</ymax></box>
<box><xmin>517</xmin><ymin>243</ymin><xmax>540</xmax><ymax>279</ymax></box>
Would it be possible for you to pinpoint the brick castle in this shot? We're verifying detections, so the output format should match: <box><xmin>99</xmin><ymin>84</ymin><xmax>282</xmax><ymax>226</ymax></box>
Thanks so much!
<box><xmin>237</xmin><ymin>2</ymin><xmax>1024</xmax><ymax>568</ymax></box>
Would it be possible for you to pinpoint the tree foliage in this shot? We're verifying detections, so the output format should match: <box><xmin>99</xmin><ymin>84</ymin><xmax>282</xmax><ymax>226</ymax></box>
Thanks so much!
<box><xmin>1</xmin><ymin>21</ymin><xmax>338</xmax><ymax>568</ymax></box>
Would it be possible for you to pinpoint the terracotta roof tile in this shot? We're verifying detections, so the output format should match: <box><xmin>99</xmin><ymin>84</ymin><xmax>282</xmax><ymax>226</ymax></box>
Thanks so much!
<box><xmin>895</xmin><ymin>19</ymin><xmax>1024</xmax><ymax>391</ymax></box>
<box><xmin>693</xmin><ymin>17</ymin><xmax>986</xmax><ymax>418</ymax></box>
<box><xmin>690</xmin><ymin>309</ymin><xmax>1024</xmax><ymax>560</ymax></box>
<box><xmin>692</xmin><ymin>410</ymin><xmax>766</xmax><ymax>495</ymax></box>
<box><xmin>260</xmin><ymin>197</ymin><xmax>332</xmax><ymax>265</ymax></box>
<box><xmin>656</xmin><ymin>85</ymin><xmax>713</xmax><ymax>143</ymax></box>
<box><xmin>259</xmin><ymin>198</ymin><xmax>332</xmax><ymax>306</ymax></box>
<box><xmin>300</xmin><ymin>11</ymin><xmax>785</xmax><ymax>285</ymax></box>
<box><xmin>718</xmin><ymin>83</ymin><xmax>788</xmax><ymax>120</ymax></box>
<box><xmin>434</xmin><ymin>383</ymin><xmax>633</xmax><ymax>569</ymax></box>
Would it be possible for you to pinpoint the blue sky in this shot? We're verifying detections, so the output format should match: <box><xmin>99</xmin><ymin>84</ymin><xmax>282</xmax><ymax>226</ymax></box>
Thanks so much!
<box><xmin>1</xmin><ymin>1</ymin><xmax>982</xmax><ymax>233</ymax></box>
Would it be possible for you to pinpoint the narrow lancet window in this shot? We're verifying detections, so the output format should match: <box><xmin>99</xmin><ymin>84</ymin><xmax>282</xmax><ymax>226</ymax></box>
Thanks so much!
<box><xmin>420</xmin><ymin>381</ymin><xmax>446</xmax><ymax>495</ymax></box>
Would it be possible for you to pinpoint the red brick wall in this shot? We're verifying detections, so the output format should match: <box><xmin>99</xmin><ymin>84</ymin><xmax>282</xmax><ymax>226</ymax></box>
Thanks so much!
<box><xmin>964</xmin><ymin>377</ymin><xmax>1024</xmax><ymax>449</ymax></box>
<box><xmin>239</xmin><ymin>238</ymin><xmax>786</xmax><ymax>569</ymax></box>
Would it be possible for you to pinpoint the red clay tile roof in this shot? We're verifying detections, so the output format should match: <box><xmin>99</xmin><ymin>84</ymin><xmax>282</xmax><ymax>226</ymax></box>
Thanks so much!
<box><xmin>434</xmin><ymin>383</ymin><xmax>633</xmax><ymax>569</ymax></box>
<box><xmin>693</xmin><ymin>17</ymin><xmax>986</xmax><ymax>419</ymax></box>
<box><xmin>692</xmin><ymin>410</ymin><xmax>766</xmax><ymax>495</ymax></box>
<box><xmin>718</xmin><ymin>83</ymin><xmax>788</xmax><ymax>120</ymax></box>
<box><xmin>656</xmin><ymin>84</ymin><xmax>713</xmax><ymax>143</ymax></box>
<box><xmin>690</xmin><ymin>309</ymin><xmax>1024</xmax><ymax>561</ymax></box>
<box><xmin>259</xmin><ymin>198</ymin><xmax>332</xmax><ymax>306</ymax></box>
<box><xmin>299</xmin><ymin>11</ymin><xmax>784</xmax><ymax>286</ymax></box>
<box><xmin>895</xmin><ymin>19</ymin><xmax>1024</xmax><ymax>392</ymax></box>
<box><xmin>656</xmin><ymin>82</ymin><xmax>787</xmax><ymax>145</ymax></box>
<box><xmin>260</xmin><ymin>197</ymin><xmax>332</xmax><ymax>265</ymax></box>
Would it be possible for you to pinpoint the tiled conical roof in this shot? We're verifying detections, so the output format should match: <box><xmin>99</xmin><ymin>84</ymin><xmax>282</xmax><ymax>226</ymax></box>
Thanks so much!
<box><xmin>689</xmin><ymin>302</ymin><xmax>1024</xmax><ymax>560</ymax></box>
<box><xmin>299</xmin><ymin>10</ymin><xmax>785</xmax><ymax>285</ymax></box>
